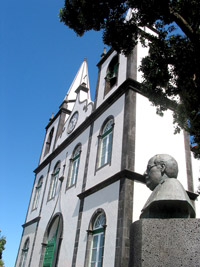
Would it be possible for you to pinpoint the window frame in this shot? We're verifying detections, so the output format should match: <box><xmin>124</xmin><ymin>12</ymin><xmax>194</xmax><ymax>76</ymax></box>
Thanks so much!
<box><xmin>32</xmin><ymin>176</ymin><xmax>43</xmax><ymax>211</ymax></box>
<box><xmin>96</xmin><ymin>117</ymin><xmax>114</xmax><ymax>172</ymax></box>
<box><xmin>104</xmin><ymin>55</ymin><xmax>119</xmax><ymax>96</ymax></box>
<box><xmin>44</xmin><ymin>127</ymin><xmax>54</xmax><ymax>157</ymax></box>
<box><xmin>84</xmin><ymin>210</ymin><xmax>106</xmax><ymax>267</ymax></box>
<box><xmin>66</xmin><ymin>144</ymin><xmax>81</xmax><ymax>189</ymax></box>
<box><xmin>48</xmin><ymin>162</ymin><xmax>60</xmax><ymax>201</ymax></box>
<box><xmin>19</xmin><ymin>238</ymin><xmax>30</xmax><ymax>267</ymax></box>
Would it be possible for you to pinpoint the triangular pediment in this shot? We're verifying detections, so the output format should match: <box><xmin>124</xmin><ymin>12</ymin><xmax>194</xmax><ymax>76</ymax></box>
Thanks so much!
<box><xmin>64</xmin><ymin>58</ymin><xmax>91</xmax><ymax>111</ymax></box>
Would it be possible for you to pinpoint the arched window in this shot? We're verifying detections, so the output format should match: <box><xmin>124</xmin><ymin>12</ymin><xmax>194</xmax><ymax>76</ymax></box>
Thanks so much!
<box><xmin>85</xmin><ymin>211</ymin><xmax>106</xmax><ymax>267</ymax></box>
<box><xmin>44</xmin><ymin>127</ymin><xmax>54</xmax><ymax>157</ymax></box>
<box><xmin>67</xmin><ymin>145</ymin><xmax>81</xmax><ymax>188</ymax></box>
<box><xmin>104</xmin><ymin>55</ymin><xmax>119</xmax><ymax>95</ymax></box>
<box><xmin>20</xmin><ymin>238</ymin><xmax>29</xmax><ymax>267</ymax></box>
<box><xmin>32</xmin><ymin>176</ymin><xmax>43</xmax><ymax>210</ymax></box>
<box><xmin>42</xmin><ymin>214</ymin><xmax>63</xmax><ymax>267</ymax></box>
<box><xmin>48</xmin><ymin>162</ymin><xmax>60</xmax><ymax>200</ymax></box>
<box><xmin>97</xmin><ymin>118</ymin><xmax>114</xmax><ymax>169</ymax></box>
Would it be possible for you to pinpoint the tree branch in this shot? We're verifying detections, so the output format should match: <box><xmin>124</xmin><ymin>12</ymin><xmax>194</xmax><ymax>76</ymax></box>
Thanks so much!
<box><xmin>169</xmin><ymin>7</ymin><xmax>194</xmax><ymax>41</ymax></box>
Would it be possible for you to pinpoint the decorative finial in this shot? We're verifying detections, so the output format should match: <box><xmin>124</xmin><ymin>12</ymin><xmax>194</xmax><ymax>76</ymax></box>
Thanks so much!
<box><xmin>101</xmin><ymin>47</ymin><xmax>107</xmax><ymax>58</ymax></box>
<box><xmin>49</xmin><ymin>112</ymin><xmax>54</xmax><ymax>121</ymax></box>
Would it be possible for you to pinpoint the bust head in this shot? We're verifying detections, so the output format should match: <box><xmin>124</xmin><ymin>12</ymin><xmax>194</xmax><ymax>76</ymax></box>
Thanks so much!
<box><xmin>145</xmin><ymin>154</ymin><xmax>178</xmax><ymax>191</ymax></box>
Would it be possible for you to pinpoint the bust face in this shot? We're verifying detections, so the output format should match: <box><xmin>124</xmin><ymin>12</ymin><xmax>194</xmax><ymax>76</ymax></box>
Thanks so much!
<box><xmin>145</xmin><ymin>157</ymin><xmax>163</xmax><ymax>191</ymax></box>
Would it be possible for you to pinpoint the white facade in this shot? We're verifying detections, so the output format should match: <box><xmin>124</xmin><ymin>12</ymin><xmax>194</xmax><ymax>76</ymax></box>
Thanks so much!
<box><xmin>16</xmin><ymin>40</ymin><xmax>199</xmax><ymax>267</ymax></box>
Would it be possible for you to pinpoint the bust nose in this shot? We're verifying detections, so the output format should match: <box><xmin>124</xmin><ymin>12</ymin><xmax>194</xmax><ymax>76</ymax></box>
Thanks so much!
<box><xmin>143</xmin><ymin>171</ymin><xmax>148</xmax><ymax>181</ymax></box>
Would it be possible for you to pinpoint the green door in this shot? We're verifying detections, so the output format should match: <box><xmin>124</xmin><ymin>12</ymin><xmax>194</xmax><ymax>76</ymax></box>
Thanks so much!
<box><xmin>43</xmin><ymin>235</ymin><xmax>56</xmax><ymax>267</ymax></box>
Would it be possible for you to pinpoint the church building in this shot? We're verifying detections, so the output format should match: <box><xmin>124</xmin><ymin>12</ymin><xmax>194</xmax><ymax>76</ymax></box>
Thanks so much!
<box><xmin>15</xmin><ymin>26</ymin><xmax>199</xmax><ymax>267</ymax></box>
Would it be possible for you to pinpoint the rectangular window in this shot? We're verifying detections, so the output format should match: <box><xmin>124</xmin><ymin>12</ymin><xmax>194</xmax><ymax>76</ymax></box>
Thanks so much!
<box><xmin>69</xmin><ymin>156</ymin><xmax>80</xmax><ymax>187</ymax></box>
<box><xmin>99</xmin><ymin>131</ymin><xmax>112</xmax><ymax>168</ymax></box>
<box><xmin>90</xmin><ymin>233</ymin><xmax>104</xmax><ymax>267</ymax></box>
<box><xmin>48</xmin><ymin>169</ymin><xmax>59</xmax><ymax>200</ymax></box>
<box><xmin>67</xmin><ymin>146</ymin><xmax>81</xmax><ymax>189</ymax></box>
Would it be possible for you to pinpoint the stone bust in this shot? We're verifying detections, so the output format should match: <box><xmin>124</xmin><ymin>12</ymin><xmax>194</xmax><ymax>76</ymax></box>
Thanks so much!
<box><xmin>140</xmin><ymin>154</ymin><xmax>195</xmax><ymax>219</ymax></box>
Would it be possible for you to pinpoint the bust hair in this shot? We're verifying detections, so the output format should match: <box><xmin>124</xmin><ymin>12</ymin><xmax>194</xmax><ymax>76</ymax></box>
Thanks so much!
<box><xmin>153</xmin><ymin>154</ymin><xmax>178</xmax><ymax>178</ymax></box>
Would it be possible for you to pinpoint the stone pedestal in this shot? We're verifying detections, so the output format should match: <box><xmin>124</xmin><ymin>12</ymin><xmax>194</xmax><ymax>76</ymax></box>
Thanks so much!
<box><xmin>129</xmin><ymin>219</ymin><xmax>200</xmax><ymax>267</ymax></box>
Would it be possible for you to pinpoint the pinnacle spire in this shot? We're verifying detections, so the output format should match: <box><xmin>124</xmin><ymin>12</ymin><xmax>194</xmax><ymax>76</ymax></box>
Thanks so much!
<box><xmin>64</xmin><ymin>59</ymin><xmax>90</xmax><ymax>103</ymax></box>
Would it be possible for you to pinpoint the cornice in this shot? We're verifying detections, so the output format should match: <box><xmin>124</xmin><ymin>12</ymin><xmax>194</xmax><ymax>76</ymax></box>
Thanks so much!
<box><xmin>22</xmin><ymin>216</ymin><xmax>41</xmax><ymax>228</ymax></box>
<box><xmin>75</xmin><ymin>83</ymin><xmax>89</xmax><ymax>94</ymax></box>
<box><xmin>45</xmin><ymin>107</ymin><xmax>71</xmax><ymax>130</ymax></box>
<box><xmin>77</xmin><ymin>169</ymin><xmax>198</xmax><ymax>201</ymax></box>
<box><xmin>97</xmin><ymin>48</ymin><xmax>115</xmax><ymax>67</ymax></box>
<box><xmin>78</xmin><ymin>169</ymin><xmax>145</xmax><ymax>199</ymax></box>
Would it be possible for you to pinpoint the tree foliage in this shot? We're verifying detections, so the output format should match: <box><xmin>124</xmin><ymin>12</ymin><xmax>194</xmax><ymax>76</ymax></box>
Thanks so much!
<box><xmin>0</xmin><ymin>231</ymin><xmax>6</xmax><ymax>267</ymax></box>
<box><xmin>59</xmin><ymin>0</ymin><xmax>200</xmax><ymax>158</ymax></box>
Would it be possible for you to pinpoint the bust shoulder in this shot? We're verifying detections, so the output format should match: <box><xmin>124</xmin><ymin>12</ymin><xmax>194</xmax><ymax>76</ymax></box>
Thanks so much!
<box><xmin>140</xmin><ymin>178</ymin><xmax>195</xmax><ymax>219</ymax></box>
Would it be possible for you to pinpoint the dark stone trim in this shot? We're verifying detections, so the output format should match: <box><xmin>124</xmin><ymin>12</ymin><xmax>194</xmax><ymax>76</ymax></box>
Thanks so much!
<box><xmin>75</xmin><ymin>83</ymin><xmax>89</xmax><ymax>94</ymax></box>
<box><xmin>121</xmin><ymin>89</ymin><xmax>137</xmax><ymax>171</ymax></box>
<box><xmin>81</xmin><ymin>123</ymin><xmax>94</xmax><ymax>192</ymax></box>
<box><xmin>38</xmin><ymin>130</ymin><xmax>48</xmax><ymax>166</ymax></box>
<box><xmin>184</xmin><ymin>131</ymin><xmax>194</xmax><ymax>192</ymax></box>
<box><xmin>97</xmin><ymin>48</ymin><xmax>114</xmax><ymax>67</ymax></box>
<box><xmin>77</xmin><ymin>170</ymin><xmax>144</xmax><ymax>199</ymax></box>
<box><xmin>34</xmin><ymin>78</ymin><xmax>141</xmax><ymax>174</ymax></box>
<box><xmin>39</xmin><ymin>244</ymin><xmax>46</xmax><ymax>267</ymax></box>
<box><xmin>55</xmin><ymin>237</ymin><xmax>63</xmax><ymax>267</ymax></box>
<box><xmin>22</xmin><ymin>216</ymin><xmax>41</xmax><ymax>228</ymax></box>
<box><xmin>71</xmin><ymin>199</ymin><xmax>84</xmax><ymax>267</ymax></box>
<box><xmin>93</xmin><ymin>64</ymin><xmax>102</xmax><ymax>111</ymax></box>
<box><xmin>126</xmin><ymin>46</ymin><xmax>137</xmax><ymax>80</ymax></box>
<box><xmin>45</xmin><ymin>107</ymin><xmax>71</xmax><ymax>130</ymax></box>
<box><xmin>53</xmin><ymin>109</ymin><xmax>71</xmax><ymax>150</ymax></box>
<box><xmin>14</xmin><ymin>229</ymin><xmax>25</xmax><ymax>267</ymax></box>
<box><xmin>52</xmin><ymin>215</ymin><xmax>63</xmax><ymax>267</ymax></box>
<box><xmin>96</xmin><ymin>27</ymin><xmax>156</xmax><ymax>68</ymax></box>
<box><xmin>115</xmin><ymin>178</ymin><xmax>134</xmax><ymax>267</ymax></box>
<box><xmin>121</xmin><ymin>46</ymin><xmax>137</xmax><ymax>171</ymax></box>
<box><xmin>97</xmin><ymin>28</ymin><xmax>156</xmax><ymax>68</ymax></box>
<box><xmin>28</xmin><ymin>219</ymin><xmax>40</xmax><ymax>267</ymax></box>
<box><xmin>114</xmin><ymin>47</ymin><xmax>137</xmax><ymax>267</ymax></box>
<box><xmin>78</xmin><ymin>168</ymin><xmax>196</xmax><ymax>202</ymax></box>
<box><xmin>84</xmin><ymin>229</ymin><xmax>94</xmax><ymax>267</ymax></box>
<box><xmin>24</xmin><ymin>174</ymin><xmax>37</xmax><ymax>227</ymax></box>
<box><xmin>59</xmin><ymin>99</ymin><xmax>76</xmax><ymax>110</ymax></box>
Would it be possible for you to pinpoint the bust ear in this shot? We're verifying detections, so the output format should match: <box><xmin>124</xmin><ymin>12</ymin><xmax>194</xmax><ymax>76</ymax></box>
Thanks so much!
<box><xmin>161</xmin><ymin>163</ymin><xmax>166</xmax><ymax>174</ymax></box>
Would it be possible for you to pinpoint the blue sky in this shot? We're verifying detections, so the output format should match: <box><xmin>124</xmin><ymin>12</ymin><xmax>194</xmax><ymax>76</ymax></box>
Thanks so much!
<box><xmin>1</xmin><ymin>0</ymin><xmax>107</xmax><ymax>266</ymax></box>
